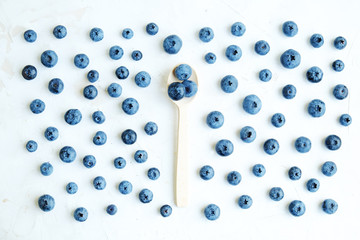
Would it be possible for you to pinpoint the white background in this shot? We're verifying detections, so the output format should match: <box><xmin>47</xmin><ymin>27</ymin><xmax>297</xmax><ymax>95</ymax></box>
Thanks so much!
<box><xmin>1</xmin><ymin>0</ymin><xmax>360</xmax><ymax>239</ymax></box>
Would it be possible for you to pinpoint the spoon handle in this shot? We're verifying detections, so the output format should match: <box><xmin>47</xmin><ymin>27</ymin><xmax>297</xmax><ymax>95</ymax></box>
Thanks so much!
<box><xmin>175</xmin><ymin>106</ymin><xmax>189</xmax><ymax>207</ymax></box>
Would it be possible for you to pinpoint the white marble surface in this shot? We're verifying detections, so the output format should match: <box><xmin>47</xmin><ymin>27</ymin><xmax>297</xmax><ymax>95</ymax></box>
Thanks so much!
<box><xmin>0</xmin><ymin>0</ymin><xmax>360</xmax><ymax>239</ymax></box>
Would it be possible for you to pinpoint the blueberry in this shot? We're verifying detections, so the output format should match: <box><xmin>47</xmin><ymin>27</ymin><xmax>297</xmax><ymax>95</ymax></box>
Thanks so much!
<box><xmin>83</xmin><ymin>155</ymin><xmax>96</xmax><ymax>168</ymax></box>
<box><xmin>114</xmin><ymin>157</ymin><xmax>126</xmax><ymax>169</ymax></box>
<box><xmin>294</xmin><ymin>136</ymin><xmax>311</xmax><ymax>153</ymax></box>
<box><xmin>64</xmin><ymin>109</ymin><xmax>82</xmax><ymax>125</ymax></box>
<box><xmin>288</xmin><ymin>200</ymin><xmax>305</xmax><ymax>217</ymax></box>
<box><xmin>44</xmin><ymin>127</ymin><xmax>59</xmax><ymax>141</ymax></box>
<box><xmin>41</xmin><ymin>50</ymin><xmax>58</xmax><ymax>68</ymax></box>
<box><xmin>74</xmin><ymin>207</ymin><xmax>88</xmax><ymax>222</ymax></box>
<box><xmin>74</xmin><ymin>54</ymin><xmax>89</xmax><ymax>69</ymax></box>
<box><xmin>148</xmin><ymin>167</ymin><xmax>160</xmax><ymax>180</ymax></box>
<box><xmin>252</xmin><ymin>164</ymin><xmax>266</xmax><ymax>177</ymax></box>
<box><xmin>122</xmin><ymin>28</ymin><xmax>134</xmax><ymax>39</ymax></box>
<box><xmin>263</xmin><ymin>138</ymin><xmax>279</xmax><ymax>155</ymax></box>
<box><xmin>240</xmin><ymin>126</ymin><xmax>256</xmax><ymax>143</ymax></box>
<box><xmin>204</xmin><ymin>204</ymin><xmax>220</xmax><ymax>221</ymax></box>
<box><xmin>334</xmin><ymin>36</ymin><xmax>347</xmax><ymax>50</ymax></box>
<box><xmin>206</xmin><ymin>111</ymin><xmax>224</xmax><ymax>129</ymax></box>
<box><xmin>339</xmin><ymin>114</ymin><xmax>352</xmax><ymax>126</ymax></box>
<box><xmin>321</xmin><ymin>161</ymin><xmax>337</xmax><ymax>177</ymax></box>
<box><xmin>254</xmin><ymin>40</ymin><xmax>270</xmax><ymax>55</ymax></box>
<box><xmin>121</xmin><ymin>129</ymin><xmax>137</xmax><ymax>145</ymax></box>
<box><xmin>325</xmin><ymin>135</ymin><xmax>342</xmax><ymax>151</ymax></box>
<box><xmin>168</xmin><ymin>82</ymin><xmax>185</xmax><ymax>101</ymax></box>
<box><xmin>333</xmin><ymin>84</ymin><xmax>348</xmax><ymax>100</ymax></box>
<box><xmin>144</xmin><ymin>122</ymin><xmax>158</xmax><ymax>136</ymax></box>
<box><xmin>243</xmin><ymin>94</ymin><xmax>262</xmax><ymax>115</ymax></box>
<box><xmin>26</xmin><ymin>140</ymin><xmax>38</xmax><ymax>152</ymax></box>
<box><xmin>122</xmin><ymin>98</ymin><xmax>139</xmax><ymax>115</ymax></box>
<box><xmin>107</xmin><ymin>83</ymin><xmax>122</xmax><ymax>98</ymax></box>
<box><xmin>83</xmin><ymin>85</ymin><xmax>98</xmax><ymax>100</ymax></box>
<box><xmin>92</xmin><ymin>111</ymin><xmax>105</xmax><ymax>124</ymax></box>
<box><xmin>215</xmin><ymin>139</ymin><xmax>234</xmax><ymax>157</ymax></box>
<box><xmin>24</xmin><ymin>30</ymin><xmax>37</xmax><ymax>42</ymax></box>
<box><xmin>288</xmin><ymin>166</ymin><xmax>302</xmax><ymax>180</ymax></box>
<box><xmin>163</xmin><ymin>35</ymin><xmax>182</xmax><ymax>54</ymax></box>
<box><xmin>134</xmin><ymin>150</ymin><xmax>148</xmax><ymax>163</ymax></box>
<box><xmin>280</xmin><ymin>49</ymin><xmax>301</xmax><ymax>69</ymax></box>
<box><xmin>238</xmin><ymin>195</ymin><xmax>253</xmax><ymax>209</ymax></box>
<box><xmin>30</xmin><ymin>99</ymin><xmax>45</xmax><ymax>114</ymax></box>
<box><xmin>40</xmin><ymin>162</ymin><xmax>53</xmax><ymax>176</ymax></box>
<box><xmin>332</xmin><ymin>60</ymin><xmax>344</xmax><ymax>72</ymax></box>
<box><xmin>118</xmin><ymin>181</ymin><xmax>132</xmax><ymax>194</ymax></box>
<box><xmin>38</xmin><ymin>194</ymin><xmax>55</xmax><ymax>212</ymax></box>
<box><xmin>89</xmin><ymin>27</ymin><xmax>104</xmax><ymax>42</ymax></box>
<box><xmin>199</xmin><ymin>165</ymin><xmax>215</xmax><ymax>180</ymax></box>
<box><xmin>87</xmin><ymin>70</ymin><xmax>99</xmax><ymax>83</ymax></box>
<box><xmin>306</xmin><ymin>66</ymin><xmax>323</xmax><ymax>83</ymax></box>
<box><xmin>109</xmin><ymin>45</ymin><xmax>124</xmax><ymax>60</ymax></box>
<box><xmin>93</xmin><ymin>131</ymin><xmax>107</xmax><ymax>145</ymax></box>
<box><xmin>146</xmin><ymin>22</ymin><xmax>159</xmax><ymax>35</ymax></box>
<box><xmin>205</xmin><ymin>52</ymin><xmax>216</xmax><ymax>64</ymax></box>
<box><xmin>139</xmin><ymin>189</ymin><xmax>153</xmax><ymax>203</ymax></box>
<box><xmin>231</xmin><ymin>22</ymin><xmax>246</xmax><ymax>36</ymax></box>
<box><xmin>269</xmin><ymin>187</ymin><xmax>284</xmax><ymax>201</ymax></box>
<box><xmin>225</xmin><ymin>45</ymin><xmax>242</xmax><ymax>61</ymax></box>
<box><xmin>199</xmin><ymin>27</ymin><xmax>214</xmax><ymax>42</ymax></box>
<box><xmin>135</xmin><ymin>71</ymin><xmax>151</xmax><ymax>88</ymax></box>
<box><xmin>106</xmin><ymin>204</ymin><xmax>117</xmax><ymax>215</ymax></box>
<box><xmin>115</xmin><ymin>66</ymin><xmax>129</xmax><ymax>80</ymax></box>
<box><xmin>259</xmin><ymin>69</ymin><xmax>272</xmax><ymax>82</ymax></box>
<box><xmin>53</xmin><ymin>25</ymin><xmax>67</xmax><ymax>39</ymax></box>
<box><xmin>183</xmin><ymin>80</ymin><xmax>198</xmax><ymax>97</ymax></box>
<box><xmin>160</xmin><ymin>205</ymin><xmax>172</xmax><ymax>217</ymax></box>
<box><xmin>59</xmin><ymin>146</ymin><xmax>76</xmax><ymax>163</ymax></box>
<box><xmin>282</xmin><ymin>84</ymin><xmax>296</xmax><ymax>99</ymax></box>
<box><xmin>271</xmin><ymin>113</ymin><xmax>285</xmax><ymax>128</ymax></box>
<box><xmin>66</xmin><ymin>182</ymin><xmax>78</xmax><ymax>194</ymax></box>
<box><xmin>308</xmin><ymin>99</ymin><xmax>326</xmax><ymax>118</ymax></box>
<box><xmin>220</xmin><ymin>75</ymin><xmax>238</xmax><ymax>93</ymax></box>
<box><xmin>131</xmin><ymin>50</ymin><xmax>142</xmax><ymax>61</ymax></box>
<box><xmin>22</xmin><ymin>65</ymin><xmax>37</xmax><ymax>80</ymax></box>
<box><xmin>282</xmin><ymin>21</ymin><xmax>298</xmax><ymax>37</ymax></box>
<box><xmin>48</xmin><ymin>78</ymin><xmax>64</xmax><ymax>94</ymax></box>
<box><xmin>310</xmin><ymin>34</ymin><xmax>324</xmax><ymax>48</ymax></box>
<box><xmin>227</xmin><ymin>171</ymin><xmax>242</xmax><ymax>185</ymax></box>
<box><xmin>322</xmin><ymin>199</ymin><xmax>338</xmax><ymax>214</ymax></box>
<box><xmin>93</xmin><ymin>176</ymin><xmax>106</xmax><ymax>190</ymax></box>
<box><xmin>174</xmin><ymin>64</ymin><xmax>192</xmax><ymax>81</ymax></box>
<box><xmin>306</xmin><ymin>178</ymin><xmax>320</xmax><ymax>192</ymax></box>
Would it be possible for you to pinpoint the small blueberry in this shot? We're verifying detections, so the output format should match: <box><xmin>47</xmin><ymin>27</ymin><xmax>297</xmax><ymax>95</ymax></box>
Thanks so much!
<box><xmin>93</xmin><ymin>176</ymin><xmax>106</xmax><ymax>190</ymax></box>
<box><xmin>163</xmin><ymin>35</ymin><xmax>182</xmax><ymax>54</ymax></box>
<box><xmin>131</xmin><ymin>50</ymin><xmax>142</xmax><ymax>61</ymax></box>
<box><xmin>106</xmin><ymin>204</ymin><xmax>117</xmax><ymax>215</ymax></box>
<box><xmin>22</xmin><ymin>65</ymin><xmax>37</xmax><ymax>80</ymax></box>
<box><xmin>215</xmin><ymin>139</ymin><xmax>234</xmax><ymax>157</ymax></box>
<box><xmin>288</xmin><ymin>166</ymin><xmax>302</xmax><ymax>180</ymax></box>
<box><xmin>144</xmin><ymin>122</ymin><xmax>158</xmax><ymax>136</ymax></box>
<box><xmin>306</xmin><ymin>178</ymin><xmax>320</xmax><ymax>192</ymax></box>
<box><xmin>121</xmin><ymin>129</ymin><xmax>137</xmax><ymax>145</ymax></box>
<box><xmin>74</xmin><ymin>53</ymin><xmax>89</xmax><ymax>69</ymax></box>
<box><xmin>205</xmin><ymin>52</ymin><xmax>216</xmax><ymax>64</ymax></box>
<box><xmin>240</xmin><ymin>126</ymin><xmax>256</xmax><ymax>143</ymax></box>
<box><xmin>134</xmin><ymin>150</ymin><xmax>148</xmax><ymax>163</ymax></box>
<box><xmin>322</xmin><ymin>199</ymin><xmax>338</xmax><ymax>214</ymax></box>
<box><xmin>238</xmin><ymin>195</ymin><xmax>253</xmax><ymax>209</ymax></box>
<box><xmin>30</xmin><ymin>99</ymin><xmax>45</xmax><ymax>114</ymax></box>
<box><xmin>269</xmin><ymin>187</ymin><xmax>284</xmax><ymax>201</ymax></box>
<box><xmin>282</xmin><ymin>21</ymin><xmax>298</xmax><ymax>37</ymax></box>
<box><xmin>87</xmin><ymin>70</ymin><xmax>99</xmax><ymax>83</ymax></box>
<box><xmin>89</xmin><ymin>27</ymin><xmax>104</xmax><ymax>42</ymax></box>
<box><xmin>321</xmin><ymin>161</ymin><xmax>337</xmax><ymax>177</ymax></box>
<box><xmin>199</xmin><ymin>165</ymin><xmax>215</xmax><ymax>180</ymax></box>
<box><xmin>289</xmin><ymin>200</ymin><xmax>305</xmax><ymax>217</ymax></box>
<box><xmin>41</xmin><ymin>50</ymin><xmax>58</xmax><ymax>68</ymax></box>
<box><xmin>294</xmin><ymin>136</ymin><xmax>311</xmax><ymax>153</ymax></box>
<box><xmin>48</xmin><ymin>78</ymin><xmax>64</xmax><ymax>94</ymax></box>
<box><xmin>114</xmin><ymin>157</ymin><xmax>126</xmax><ymax>169</ymax></box>
<box><xmin>243</xmin><ymin>94</ymin><xmax>262</xmax><ymax>115</ymax></box>
<box><xmin>59</xmin><ymin>146</ymin><xmax>76</xmax><ymax>163</ymax></box>
<box><xmin>259</xmin><ymin>69</ymin><xmax>272</xmax><ymax>82</ymax></box>
<box><xmin>64</xmin><ymin>109</ymin><xmax>82</xmax><ymax>125</ymax></box>
<box><xmin>174</xmin><ymin>64</ymin><xmax>192</xmax><ymax>81</ymax></box>
<box><xmin>115</xmin><ymin>66</ymin><xmax>129</xmax><ymax>80</ymax></box>
<box><xmin>231</xmin><ymin>22</ymin><xmax>246</xmax><ymax>37</ymax></box>
<box><xmin>227</xmin><ymin>171</ymin><xmax>242</xmax><ymax>186</ymax></box>
<box><xmin>139</xmin><ymin>189</ymin><xmax>153</xmax><ymax>203</ymax></box>
<box><xmin>53</xmin><ymin>25</ymin><xmax>67</xmax><ymax>39</ymax></box>
<box><xmin>199</xmin><ymin>27</ymin><xmax>214</xmax><ymax>42</ymax></box>
<box><xmin>220</xmin><ymin>75</ymin><xmax>238</xmax><ymax>93</ymax></box>
<box><xmin>334</xmin><ymin>36</ymin><xmax>347</xmax><ymax>50</ymax></box>
<box><xmin>118</xmin><ymin>181</ymin><xmax>132</xmax><ymax>194</ymax></box>
<box><xmin>168</xmin><ymin>82</ymin><xmax>185</xmax><ymax>101</ymax></box>
<box><xmin>40</xmin><ymin>162</ymin><xmax>53</xmax><ymax>176</ymax></box>
<box><xmin>204</xmin><ymin>204</ymin><xmax>220</xmax><ymax>221</ymax></box>
<box><xmin>107</xmin><ymin>83</ymin><xmax>122</xmax><ymax>98</ymax></box>
<box><xmin>308</xmin><ymin>99</ymin><xmax>326</xmax><ymax>117</ymax></box>
<box><xmin>282</xmin><ymin>84</ymin><xmax>296</xmax><ymax>99</ymax></box>
<box><xmin>24</xmin><ymin>30</ymin><xmax>37</xmax><ymax>42</ymax></box>
<box><xmin>109</xmin><ymin>46</ymin><xmax>124</xmax><ymax>60</ymax></box>
<box><xmin>93</xmin><ymin>131</ymin><xmax>107</xmax><ymax>145</ymax></box>
<box><xmin>74</xmin><ymin>207</ymin><xmax>88</xmax><ymax>222</ymax></box>
<box><xmin>325</xmin><ymin>135</ymin><xmax>341</xmax><ymax>151</ymax></box>
<box><xmin>252</xmin><ymin>164</ymin><xmax>266</xmax><ymax>177</ymax></box>
<box><xmin>206</xmin><ymin>111</ymin><xmax>224</xmax><ymax>129</ymax></box>
<box><xmin>160</xmin><ymin>205</ymin><xmax>172</xmax><ymax>217</ymax></box>
<box><xmin>146</xmin><ymin>23</ymin><xmax>159</xmax><ymax>35</ymax></box>
<box><xmin>122</xmin><ymin>98</ymin><xmax>139</xmax><ymax>115</ymax></box>
<box><xmin>135</xmin><ymin>71</ymin><xmax>151</xmax><ymax>88</ymax></box>
<box><xmin>306</xmin><ymin>66</ymin><xmax>323</xmax><ymax>83</ymax></box>
<box><xmin>92</xmin><ymin>111</ymin><xmax>105</xmax><ymax>124</ymax></box>
<box><xmin>254</xmin><ymin>40</ymin><xmax>270</xmax><ymax>55</ymax></box>
<box><xmin>83</xmin><ymin>155</ymin><xmax>96</xmax><ymax>168</ymax></box>
<box><xmin>339</xmin><ymin>114</ymin><xmax>352</xmax><ymax>126</ymax></box>
<box><xmin>26</xmin><ymin>140</ymin><xmax>38</xmax><ymax>152</ymax></box>
<box><xmin>280</xmin><ymin>49</ymin><xmax>301</xmax><ymax>69</ymax></box>
<box><xmin>333</xmin><ymin>84</ymin><xmax>348</xmax><ymax>100</ymax></box>
<box><xmin>263</xmin><ymin>138</ymin><xmax>280</xmax><ymax>155</ymax></box>
<box><xmin>310</xmin><ymin>34</ymin><xmax>324</xmax><ymax>48</ymax></box>
<box><xmin>38</xmin><ymin>194</ymin><xmax>55</xmax><ymax>212</ymax></box>
<box><xmin>83</xmin><ymin>85</ymin><xmax>98</xmax><ymax>100</ymax></box>
<box><xmin>122</xmin><ymin>28</ymin><xmax>134</xmax><ymax>39</ymax></box>
<box><xmin>148</xmin><ymin>167</ymin><xmax>160</xmax><ymax>180</ymax></box>
<box><xmin>66</xmin><ymin>182</ymin><xmax>78</xmax><ymax>194</ymax></box>
<box><xmin>183</xmin><ymin>80</ymin><xmax>198</xmax><ymax>97</ymax></box>
<box><xmin>44</xmin><ymin>127</ymin><xmax>59</xmax><ymax>141</ymax></box>
<box><xmin>332</xmin><ymin>60</ymin><xmax>344</xmax><ymax>72</ymax></box>
<box><xmin>271</xmin><ymin>113</ymin><xmax>285</xmax><ymax>128</ymax></box>
<box><xmin>225</xmin><ymin>45</ymin><xmax>242</xmax><ymax>61</ymax></box>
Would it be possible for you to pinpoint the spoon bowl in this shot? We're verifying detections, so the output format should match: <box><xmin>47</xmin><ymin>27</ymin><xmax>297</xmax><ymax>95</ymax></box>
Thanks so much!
<box><xmin>167</xmin><ymin>64</ymin><xmax>198</xmax><ymax>207</ymax></box>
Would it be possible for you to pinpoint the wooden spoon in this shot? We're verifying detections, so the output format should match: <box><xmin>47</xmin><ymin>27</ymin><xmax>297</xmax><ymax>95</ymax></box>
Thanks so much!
<box><xmin>167</xmin><ymin>64</ymin><xmax>198</xmax><ymax>207</ymax></box>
